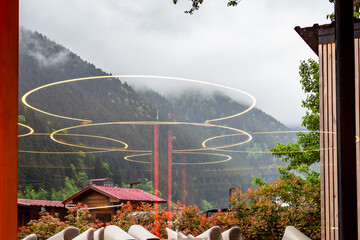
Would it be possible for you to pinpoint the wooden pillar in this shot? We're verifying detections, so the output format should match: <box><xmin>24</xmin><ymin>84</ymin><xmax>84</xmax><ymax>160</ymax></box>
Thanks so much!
<box><xmin>0</xmin><ymin>1</ymin><xmax>18</xmax><ymax>239</ymax></box>
<box><xmin>335</xmin><ymin>0</ymin><xmax>358</xmax><ymax>238</ymax></box>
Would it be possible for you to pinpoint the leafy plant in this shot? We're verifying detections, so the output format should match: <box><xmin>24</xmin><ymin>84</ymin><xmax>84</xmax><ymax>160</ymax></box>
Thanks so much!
<box><xmin>231</xmin><ymin>174</ymin><xmax>320</xmax><ymax>240</ymax></box>
<box><xmin>18</xmin><ymin>211</ymin><xmax>67</xmax><ymax>237</ymax></box>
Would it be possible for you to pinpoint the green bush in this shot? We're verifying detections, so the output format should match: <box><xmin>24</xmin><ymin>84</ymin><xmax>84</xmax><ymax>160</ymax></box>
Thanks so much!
<box><xmin>230</xmin><ymin>173</ymin><xmax>320</xmax><ymax>239</ymax></box>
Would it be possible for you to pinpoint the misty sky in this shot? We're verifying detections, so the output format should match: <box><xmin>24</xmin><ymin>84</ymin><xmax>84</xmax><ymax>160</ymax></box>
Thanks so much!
<box><xmin>20</xmin><ymin>0</ymin><xmax>334</xmax><ymax>127</ymax></box>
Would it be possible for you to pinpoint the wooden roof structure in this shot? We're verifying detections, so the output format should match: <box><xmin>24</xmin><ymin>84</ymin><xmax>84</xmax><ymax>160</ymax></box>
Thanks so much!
<box><xmin>295</xmin><ymin>20</ymin><xmax>360</xmax><ymax>56</ymax></box>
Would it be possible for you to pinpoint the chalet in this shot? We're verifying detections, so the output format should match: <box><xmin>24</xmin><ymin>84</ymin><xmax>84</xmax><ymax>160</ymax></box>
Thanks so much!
<box><xmin>90</xmin><ymin>178</ymin><xmax>114</xmax><ymax>187</ymax></box>
<box><xmin>62</xmin><ymin>185</ymin><xmax>166</xmax><ymax>223</ymax></box>
<box><xmin>17</xmin><ymin>199</ymin><xmax>68</xmax><ymax>227</ymax></box>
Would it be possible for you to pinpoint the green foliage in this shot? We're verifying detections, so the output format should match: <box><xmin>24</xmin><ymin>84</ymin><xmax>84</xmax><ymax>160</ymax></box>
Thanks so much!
<box><xmin>18</xmin><ymin>203</ymin><xmax>92</xmax><ymax>236</ymax></box>
<box><xmin>64</xmin><ymin>203</ymin><xmax>92</xmax><ymax>232</ymax></box>
<box><xmin>176</xmin><ymin>0</ymin><xmax>240</xmax><ymax>14</ymax></box>
<box><xmin>270</xmin><ymin>59</ymin><xmax>319</xmax><ymax>174</ymax></box>
<box><xmin>201</xmin><ymin>199</ymin><xmax>214</xmax><ymax>211</ymax></box>
<box><xmin>18</xmin><ymin>177</ymin><xmax>80</xmax><ymax>201</ymax></box>
<box><xmin>239</xmin><ymin>59</ymin><xmax>321</xmax><ymax>238</ymax></box>
<box><xmin>231</xmin><ymin>174</ymin><xmax>321</xmax><ymax>239</ymax></box>
<box><xmin>18</xmin><ymin>115</ymin><xmax>26</xmax><ymax>124</ymax></box>
<box><xmin>18</xmin><ymin>211</ymin><xmax>67</xmax><ymax>237</ymax></box>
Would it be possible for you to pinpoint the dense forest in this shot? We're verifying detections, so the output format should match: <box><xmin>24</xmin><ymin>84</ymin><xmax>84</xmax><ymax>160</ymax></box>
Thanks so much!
<box><xmin>18</xmin><ymin>28</ymin><xmax>293</xmax><ymax>209</ymax></box>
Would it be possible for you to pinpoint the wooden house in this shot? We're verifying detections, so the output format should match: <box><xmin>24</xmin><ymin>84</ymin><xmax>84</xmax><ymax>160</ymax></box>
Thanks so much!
<box><xmin>62</xmin><ymin>185</ymin><xmax>166</xmax><ymax>223</ymax></box>
<box><xmin>17</xmin><ymin>199</ymin><xmax>68</xmax><ymax>227</ymax></box>
<box><xmin>90</xmin><ymin>178</ymin><xmax>114</xmax><ymax>187</ymax></box>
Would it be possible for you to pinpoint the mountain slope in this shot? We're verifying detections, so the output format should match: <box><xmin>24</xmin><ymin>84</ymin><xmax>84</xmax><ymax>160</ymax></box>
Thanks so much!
<box><xmin>18</xmin><ymin>28</ymin><xmax>292</xmax><ymax>208</ymax></box>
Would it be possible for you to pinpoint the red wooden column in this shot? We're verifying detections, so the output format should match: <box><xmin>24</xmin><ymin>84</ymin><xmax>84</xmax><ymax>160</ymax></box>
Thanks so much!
<box><xmin>0</xmin><ymin>1</ymin><xmax>19</xmax><ymax>239</ymax></box>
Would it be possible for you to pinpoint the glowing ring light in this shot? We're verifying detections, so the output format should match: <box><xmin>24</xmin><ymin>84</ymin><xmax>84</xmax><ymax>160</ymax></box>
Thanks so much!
<box><xmin>22</xmin><ymin>75</ymin><xmax>256</xmax><ymax>123</ymax></box>
<box><xmin>206</xmin><ymin>130</ymin><xmax>336</xmax><ymax>153</ymax></box>
<box><xmin>18</xmin><ymin>123</ymin><xmax>34</xmax><ymax>137</ymax></box>
<box><xmin>18</xmin><ymin>133</ymin><xmax>129</xmax><ymax>154</ymax></box>
<box><xmin>202</xmin><ymin>131</ymin><xmax>304</xmax><ymax>148</ymax></box>
<box><xmin>124</xmin><ymin>152</ymin><xmax>232</xmax><ymax>165</ymax></box>
<box><xmin>50</xmin><ymin>121</ymin><xmax>252</xmax><ymax>152</ymax></box>
<box><xmin>53</xmin><ymin>133</ymin><xmax>129</xmax><ymax>150</ymax></box>
<box><xmin>18</xmin><ymin>150</ymin><xmax>112</xmax><ymax>154</ymax></box>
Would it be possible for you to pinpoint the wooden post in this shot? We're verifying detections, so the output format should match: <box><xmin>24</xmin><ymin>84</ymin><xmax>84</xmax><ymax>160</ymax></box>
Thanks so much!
<box><xmin>335</xmin><ymin>0</ymin><xmax>358</xmax><ymax>238</ymax></box>
<box><xmin>0</xmin><ymin>0</ymin><xmax>19</xmax><ymax>239</ymax></box>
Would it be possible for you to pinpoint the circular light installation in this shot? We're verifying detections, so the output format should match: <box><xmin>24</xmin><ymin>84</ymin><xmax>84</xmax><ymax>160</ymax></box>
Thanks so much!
<box><xmin>22</xmin><ymin>75</ymin><xmax>256</xmax><ymax>123</ymax></box>
<box><xmin>18</xmin><ymin>123</ymin><xmax>34</xmax><ymax>137</ymax></box>
<box><xmin>18</xmin><ymin>133</ymin><xmax>128</xmax><ymax>154</ymax></box>
<box><xmin>50</xmin><ymin>121</ymin><xmax>252</xmax><ymax>152</ymax></box>
<box><xmin>20</xmin><ymin>74</ymin><xmax>259</xmax><ymax>165</ymax></box>
<box><xmin>203</xmin><ymin>130</ymin><xmax>336</xmax><ymax>153</ymax></box>
<box><xmin>124</xmin><ymin>152</ymin><xmax>232</xmax><ymax>165</ymax></box>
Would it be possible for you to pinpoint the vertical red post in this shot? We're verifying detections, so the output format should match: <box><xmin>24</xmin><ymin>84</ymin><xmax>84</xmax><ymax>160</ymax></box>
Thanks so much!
<box><xmin>0</xmin><ymin>1</ymin><xmax>19</xmax><ymax>239</ymax></box>
<box><xmin>153</xmin><ymin>124</ymin><xmax>159</xmax><ymax>236</ymax></box>
<box><xmin>168</xmin><ymin>113</ymin><xmax>173</xmax><ymax>212</ymax></box>
<box><xmin>181</xmin><ymin>155</ymin><xmax>186</xmax><ymax>206</ymax></box>
<box><xmin>168</xmin><ymin>113</ymin><xmax>173</xmax><ymax>226</ymax></box>
<box><xmin>154</xmin><ymin>124</ymin><xmax>159</xmax><ymax>196</ymax></box>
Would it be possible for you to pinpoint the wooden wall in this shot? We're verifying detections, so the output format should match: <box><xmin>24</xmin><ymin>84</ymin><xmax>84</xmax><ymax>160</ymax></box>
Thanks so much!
<box><xmin>319</xmin><ymin>42</ymin><xmax>338</xmax><ymax>240</ymax></box>
<box><xmin>319</xmin><ymin>39</ymin><xmax>360</xmax><ymax>239</ymax></box>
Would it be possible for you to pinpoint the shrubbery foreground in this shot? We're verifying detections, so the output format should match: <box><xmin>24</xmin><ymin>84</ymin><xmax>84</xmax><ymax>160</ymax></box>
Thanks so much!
<box><xmin>18</xmin><ymin>174</ymin><xmax>320</xmax><ymax>240</ymax></box>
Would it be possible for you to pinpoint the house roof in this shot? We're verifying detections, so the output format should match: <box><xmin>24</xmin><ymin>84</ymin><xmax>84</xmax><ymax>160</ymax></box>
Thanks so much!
<box><xmin>62</xmin><ymin>185</ymin><xmax>167</xmax><ymax>204</ymax></box>
<box><xmin>295</xmin><ymin>20</ymin><xmax>360</xmax><ymax>56</ymax></box>
<box><xmin>18</xmin><ymin>198</ymin><xmax>65</xmax><ymax>208</ymax></box>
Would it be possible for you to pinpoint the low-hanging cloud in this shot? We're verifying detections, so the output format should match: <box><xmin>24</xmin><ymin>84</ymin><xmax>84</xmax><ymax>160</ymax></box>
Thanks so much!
<box><xmin>20</xmin><ymin>27</ymin><xmax>70</xmax><ymax>67</ymax></box>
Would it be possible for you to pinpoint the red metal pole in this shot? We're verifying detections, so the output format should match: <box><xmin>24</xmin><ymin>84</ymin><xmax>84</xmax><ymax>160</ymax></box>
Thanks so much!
<box><xmin>0</xmin><ymin>1</ymin><xmax>19</xmax><ymax>239</ymax></box>
<box><xmin>181</xmin><ymin>155</ymin><xmax>186</xmax><ymax>205</ymax></box>
<box><xmin>168</xmin><ymin>113</ymin><xmax>172</xmax><ymax>212</ymax></box>
<box><xmin>154</xmin><ymin>124</ymin><xmax>159</xmax><ymax>196</ymax></box>
<box><xmin>153</xmin><ymin>124</ymin><xmax>159</xmax><ymax>236</ymax></box>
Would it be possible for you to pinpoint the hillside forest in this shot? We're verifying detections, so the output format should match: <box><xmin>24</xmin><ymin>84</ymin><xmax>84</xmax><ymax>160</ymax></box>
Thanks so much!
<box><xmin>18</xmin><ymin>28</ymin><xmax>294</xmax><ymax>209</ymax></box>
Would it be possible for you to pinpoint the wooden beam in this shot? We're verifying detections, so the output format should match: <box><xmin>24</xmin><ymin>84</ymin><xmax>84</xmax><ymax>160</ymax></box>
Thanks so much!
<box><xmin>0</xmin><ymin>0</ymin><xmax>19</xmax><ymax>239</ymax></box>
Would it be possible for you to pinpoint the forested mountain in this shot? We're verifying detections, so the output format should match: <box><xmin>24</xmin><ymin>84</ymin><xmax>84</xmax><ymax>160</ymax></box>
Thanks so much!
<box><xmin>18</xmin><ymin>28</ymin><xmax>292</xmax><ymax>209</ymax></box>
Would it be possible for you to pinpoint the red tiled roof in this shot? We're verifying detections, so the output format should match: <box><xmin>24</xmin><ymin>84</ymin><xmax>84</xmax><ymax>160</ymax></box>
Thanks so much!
<box><xmin>18</xmin><ymin>198</ymin><xmax>65</xmax><ymax>208</ymax></box>
<box><xmin>62</xmin><ymin>185</ymin><xmax>166</xmax><ymax>204</ymax></box>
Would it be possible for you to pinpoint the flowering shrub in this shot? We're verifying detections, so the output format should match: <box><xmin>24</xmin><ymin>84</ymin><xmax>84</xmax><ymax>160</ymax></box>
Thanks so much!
<box><xmin>18</xmin><ymin>203</ymin><xmax>92</xmax><ymax>237</ymax></box>
<box><xmin>17</xmin><ymin>211</ymin><xmax>67</xmax><ymax>237</ymax></box>
<box><xmin>108</xmin><ymin>201</ymin><xmax>238</xmax><ymax>238</ymax></box>
<box><xmin>18</xmin><ymin>184</ymin><xmax>319</xmax><ymax>240</ymax></box>
<box><xmin>230</xmin><ymin>173</ymin><xmax>320</xmax><ymax>240</ymax></box>
<box><xmin>64</xmin><ymin>203</ymin><xmax>93</xmax><ymax>232</ymax></box>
